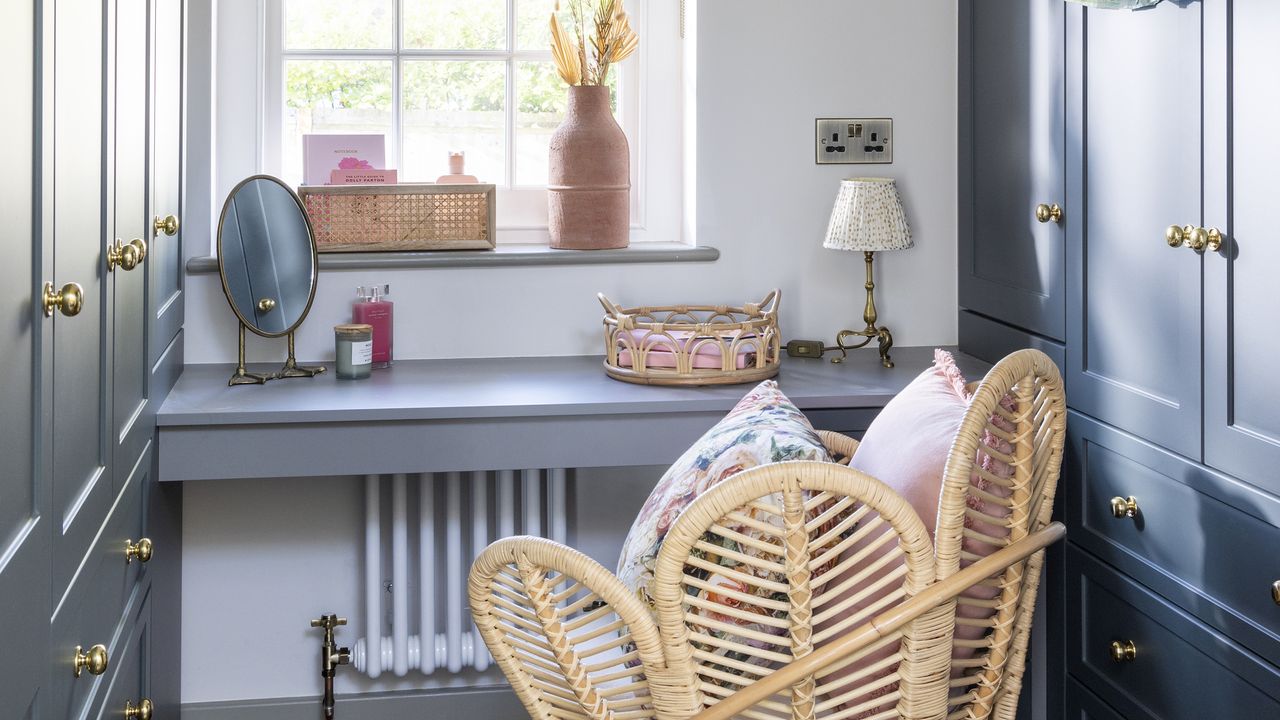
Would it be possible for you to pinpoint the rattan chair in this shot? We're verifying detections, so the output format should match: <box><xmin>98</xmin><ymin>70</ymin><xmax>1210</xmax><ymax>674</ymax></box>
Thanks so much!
<box><xmin>469</xmin><ymin>349</ymin><xmax>1066</xmax><ymax>720</ymax></box>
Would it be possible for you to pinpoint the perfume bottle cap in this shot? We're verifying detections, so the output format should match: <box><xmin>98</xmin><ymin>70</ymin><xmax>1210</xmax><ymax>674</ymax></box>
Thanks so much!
<box><xmin>372</xmin><ymin>284</ymin><xmax>390</xmax><ymax>300</ymax></box>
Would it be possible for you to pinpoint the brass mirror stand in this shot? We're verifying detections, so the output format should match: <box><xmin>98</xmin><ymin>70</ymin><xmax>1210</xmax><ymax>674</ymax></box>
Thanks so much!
<box><xmin>230</xmin><ymin>322</ymin><xmax>274</xmax><ymax>386</ymax></box>
<box><xmin>277</xmin><ymin>332</ymin><xmax>326</xmax><ymax>379</ymax></box>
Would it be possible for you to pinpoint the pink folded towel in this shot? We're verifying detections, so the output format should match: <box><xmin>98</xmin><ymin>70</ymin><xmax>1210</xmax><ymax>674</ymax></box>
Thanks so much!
<box><xmin>616</xmin><ymin>329</ymin><xmax>758</xmax><ymax>370</ymax></box>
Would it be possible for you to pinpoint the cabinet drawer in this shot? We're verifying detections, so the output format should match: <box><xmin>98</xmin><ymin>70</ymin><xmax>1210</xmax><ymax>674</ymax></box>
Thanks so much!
<box><xmin>50</xmin><ymin>466</ymin><xmax>148</xmax><ymax>720</ymax></box>
<box><xmin>1067</xmin><ymin>412</ymin><xmax>1280</xmax><ymax>664</ymax></box>
<box><xmin>1065</xmin><ymin>676</ymin><xmax>1124</xmax><ymax>720</ymax></box>
<box><xmin>1067</xmin><ymin>548</ymin><xmax>1280</xmax><ymax>720</ymax></box>
<box><xmin>89</xmin><ymin>590</ymin><xmax>151</xmax><ymax>720</ymax></box>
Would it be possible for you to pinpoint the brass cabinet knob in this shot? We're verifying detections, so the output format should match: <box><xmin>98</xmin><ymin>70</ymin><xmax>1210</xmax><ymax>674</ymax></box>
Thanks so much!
<box><xmin>107</xmin><ymin>239</ymin><xmax>141</xmax><ymax>272</ymax></box>
<box><xmin>125</xmin><ymin>537</ymin><xmax>153</xmax><ymax>564</ymax></box>
<box><xmin>1271</xmin><ymin>580</ymin><xmax>1280</xmax><ymax>606</ymax></box>
<box><xmin>257</xmin><ymin>298</ymin><xmax>277</xmax><ymax>313</ymax></box>
<box><xmin>73</xmin><ymin>644</ymin><xmax>109</xmax><ymax>677</ymax></box>
<box><xmin>1110</xmin><ymin>639</ymin><xmax>1137</xmax><ymax>663</ymax></box>
<box><xmin>125</xmin><ymin>698</ymin><xmax>153</xmax><ymax>720</ymax></box>
<box><xmin>1196</xmin><ymin>227</ymin><xmax>1223</xmax><ymax>253</ymax></box>
<box><xmin>1166</xmin><ymin>224</ymin><xmax>1222</xmax><ymax>253</ymax></box>
<box><xmin>42</xmin><ymin>281</ymin><xmax>84</xmax><ymax>318</ymax></box>
<box><xmin>1110</xmin><ymin>495</ymin><xmax>1139</xmax><ymax>519</ymax></box>
<box><xmin>130</xmin><ymin>238</ymin><xmax>148</xmax><ymax>263</ymax></box>
<box><xmin>154</xmin><ymin>214</ymin><xmax>180</xmax><ymax>237</ymax></box>
<box><xmin>1035</xmin><ymin>203</ymin><xmax>1063</xmax><ymax>224</ymax></box>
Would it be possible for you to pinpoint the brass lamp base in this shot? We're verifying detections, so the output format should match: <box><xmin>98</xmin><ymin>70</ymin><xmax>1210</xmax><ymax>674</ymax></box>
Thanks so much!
<box><xmin>831</xmin><ymin>251</ymin><xmax>895</xmax><ymax>368</ymax></box>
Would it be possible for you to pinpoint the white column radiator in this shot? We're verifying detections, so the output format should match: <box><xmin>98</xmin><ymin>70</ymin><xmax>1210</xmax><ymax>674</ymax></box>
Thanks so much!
<box><xmin>352</xmin><ymin>469</ymin><xmax>571</xmax><ymax>677</ymax></box>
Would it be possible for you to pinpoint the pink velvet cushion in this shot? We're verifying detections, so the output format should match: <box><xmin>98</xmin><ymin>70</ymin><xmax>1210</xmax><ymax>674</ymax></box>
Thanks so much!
<box><xmin>816</xmin><ymin>350</ymin><xmax>1014</xmax><ymax>713</ymax></box>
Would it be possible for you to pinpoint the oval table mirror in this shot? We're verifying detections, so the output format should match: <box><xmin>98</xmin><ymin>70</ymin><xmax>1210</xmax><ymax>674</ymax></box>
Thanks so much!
<box><xmin>217</xmin><ymin>175</ymin><xmax>325</xmax><ymax>385</ymax></box>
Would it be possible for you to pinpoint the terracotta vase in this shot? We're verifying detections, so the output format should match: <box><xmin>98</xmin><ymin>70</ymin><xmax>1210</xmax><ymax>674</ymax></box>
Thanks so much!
<box><xmin>548</xmin><ymin>85</ymin><xmax>630</xmax><ymax>250</ymax></box>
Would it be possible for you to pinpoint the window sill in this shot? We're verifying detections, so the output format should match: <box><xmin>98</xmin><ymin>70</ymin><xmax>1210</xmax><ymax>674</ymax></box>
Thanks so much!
<box><xmin>184</xmin><ymin>242</ymin><xmax>718</xmax><ymax>274</ymax></box>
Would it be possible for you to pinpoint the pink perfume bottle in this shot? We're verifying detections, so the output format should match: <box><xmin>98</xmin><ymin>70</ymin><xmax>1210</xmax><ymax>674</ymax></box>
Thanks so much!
<box><xmin>353</xmin><ymin>285</ymin><xmax>393</xmax><ymax>368</ymax></box>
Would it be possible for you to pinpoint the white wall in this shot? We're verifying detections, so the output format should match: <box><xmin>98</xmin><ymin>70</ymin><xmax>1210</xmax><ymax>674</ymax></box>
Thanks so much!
<box><xmin>180</xmin><ymin>0</ymin><xmax>958</xmax><ymax>704</ymax></box>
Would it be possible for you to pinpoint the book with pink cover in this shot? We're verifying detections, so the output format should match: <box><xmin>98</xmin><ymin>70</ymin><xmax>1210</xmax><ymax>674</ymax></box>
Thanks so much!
<box><xmin>329</xmin><ymin>169</ymin><xmax>398</xmax><ymax>185</ymax></box>
<box><xmin>303</xmin><ymin>134</ymin><xmax>386</xmax><ymax>186</ymax></box>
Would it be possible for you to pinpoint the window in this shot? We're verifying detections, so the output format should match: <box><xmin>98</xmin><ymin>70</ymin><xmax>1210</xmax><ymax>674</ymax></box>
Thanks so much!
<box><xmin>220</xmin><ymin>0</ymin><xmax>686</xmax><ymax>244</ymax></box>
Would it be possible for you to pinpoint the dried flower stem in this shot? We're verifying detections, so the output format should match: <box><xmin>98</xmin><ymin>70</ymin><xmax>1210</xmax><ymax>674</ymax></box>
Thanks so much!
<box><xmin>551</xmin><ymin>0</ymin><xmax>638</xmax><ymax>87</ymax></box>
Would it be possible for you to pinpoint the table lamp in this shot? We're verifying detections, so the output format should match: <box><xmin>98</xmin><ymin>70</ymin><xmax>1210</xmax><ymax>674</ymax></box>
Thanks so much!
<box><xmin>823</xmin><ymin>177</ymin><xmax>913</xmax><ymax>368</ymax></box>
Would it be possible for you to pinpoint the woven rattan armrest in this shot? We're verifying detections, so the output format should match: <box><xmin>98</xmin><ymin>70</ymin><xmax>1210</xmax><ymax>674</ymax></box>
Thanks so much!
<box><xmin>689</xmin><ymin>522</ymin><xmax>1066</xmax><ymax>720</ymax></box>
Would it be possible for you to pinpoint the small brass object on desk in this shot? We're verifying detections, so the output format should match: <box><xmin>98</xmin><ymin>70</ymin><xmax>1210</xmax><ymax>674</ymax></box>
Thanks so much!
<box><xmin>1109</xmin><ymin>639</ymin><xmax>1137</xmax><ymax>663</ymax></box>
<box><xmin>125</xmin><ymin>537</ymin><xmax>152</xmax><ymax>564</ymax></box>
<box><xmin>73</xmin><ymin>643</ymin><xmax>108</xmax><ymax>677</ymax></box>
<box><xmin>125</xmin><ymin>698</ymin><xmax>153</xmax><ymax>720</ymax></box>
<box><xmin>1110</xmin><ymin>495</ymin><xmax>1139</xmax><ymax>519</ymax></box>
<box><xmin>1271</xmin><ymin>580</ymin><xmax>1280</xmax><ymax>606</ymax></box>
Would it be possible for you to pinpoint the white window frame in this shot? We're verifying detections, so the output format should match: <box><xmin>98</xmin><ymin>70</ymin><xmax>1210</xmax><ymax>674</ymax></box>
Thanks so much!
<box><xmin>223</xmin><ymin>0</ymin><xmax>686</xmax><ymax>245</ymax></box>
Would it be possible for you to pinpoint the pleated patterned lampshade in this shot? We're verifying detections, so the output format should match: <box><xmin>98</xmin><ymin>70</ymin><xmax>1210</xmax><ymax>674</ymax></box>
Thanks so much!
<box><xmin>823</xmin><ymin>177</ymin><xmax>913</xmax><ymax>252</ymax></box>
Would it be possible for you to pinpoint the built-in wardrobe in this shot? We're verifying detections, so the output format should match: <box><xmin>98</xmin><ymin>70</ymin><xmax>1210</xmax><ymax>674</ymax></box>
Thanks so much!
<box><xmin>959</xmin><ymin>1</ymin><xmax>1280</xmax><ymax>718</ymax></box>
<box><xmin>1</xmin><ymin>0</ymin><xmax>184</xmax><ymax>717</ymax></box>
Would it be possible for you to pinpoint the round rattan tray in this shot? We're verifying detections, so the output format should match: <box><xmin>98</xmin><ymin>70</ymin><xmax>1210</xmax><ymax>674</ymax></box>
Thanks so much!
<box><xmin>598</xmin><ymin>290</ymin><xmax>781</xmax><ymax>386</ymax></box>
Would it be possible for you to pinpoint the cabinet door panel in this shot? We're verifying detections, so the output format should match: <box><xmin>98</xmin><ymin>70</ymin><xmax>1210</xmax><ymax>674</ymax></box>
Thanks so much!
<box><xmin>959</xmin><ymin>0</ymin><xmax>1065</xmax><ymax>340</ymax></box>
<box><xmin>1204</xmin><ymin>0</ymin><xmax>1280</xmax><ymax>494</ymax></box>
<box><xmin>0</xmin><ymin>0</ymin><xmax>49</xmax><ymax>708</ymax></box>
<box><xmin>1065</xmin><ymin>3</ymin><xmax>1203</xmax><ymax>459</ymax></box>
<box><xmin>112</xmin><ymin>0</ymin><xmax>151</xmax><ymax>496</ymax></box>
<box><xmin>150</xmin><ymin>0</ymin><xmax>183</xmax><ymax>361</ymax></box>
<box><xmin>52</xmin><ymin>0</ymin><xmax>113</xmax><ymax>600</ymax></box>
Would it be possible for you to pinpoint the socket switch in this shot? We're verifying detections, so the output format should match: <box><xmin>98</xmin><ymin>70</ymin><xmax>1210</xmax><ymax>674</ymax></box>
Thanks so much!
<box><xmin>815</xmin><ymin>117</ymin><xmax>893</xmax><ymax>165</ymax></box>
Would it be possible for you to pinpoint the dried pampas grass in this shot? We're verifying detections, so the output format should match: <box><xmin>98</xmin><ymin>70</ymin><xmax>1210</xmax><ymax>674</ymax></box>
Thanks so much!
<box><xmin>551</xmin><ymin>0</ymin><xmax>639</xmax><ymax>86</ymax></box>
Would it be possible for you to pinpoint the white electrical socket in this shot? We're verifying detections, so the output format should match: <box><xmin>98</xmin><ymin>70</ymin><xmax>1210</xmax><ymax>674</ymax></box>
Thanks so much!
<box><xmin>815</xmin><ymin>118</ymin><xmax>893</xmax><ymax>165</ymax></box>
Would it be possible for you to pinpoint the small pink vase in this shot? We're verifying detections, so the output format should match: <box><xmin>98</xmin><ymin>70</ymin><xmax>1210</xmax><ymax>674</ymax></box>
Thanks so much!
<box><xmin>548</xmin><ymin>85</ymin><xmax>630</xmax><ymax>250</ymax></box>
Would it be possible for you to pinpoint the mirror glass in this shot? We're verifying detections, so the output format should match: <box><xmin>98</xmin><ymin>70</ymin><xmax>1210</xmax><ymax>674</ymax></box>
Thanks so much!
<box><xmin>217</xmin><ymin>176</ymin><xmax>317</xmax><ymax>336</ymax></box>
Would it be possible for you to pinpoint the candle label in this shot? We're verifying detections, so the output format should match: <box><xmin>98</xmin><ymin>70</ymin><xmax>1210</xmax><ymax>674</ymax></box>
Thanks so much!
<box><xmin>349</xmin><ymin>340</ymin><xmax>373</xmax><ymax>366</ymax></box>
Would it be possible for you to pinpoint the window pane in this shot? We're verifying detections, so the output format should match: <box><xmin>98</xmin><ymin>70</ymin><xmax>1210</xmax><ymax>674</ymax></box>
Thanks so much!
<box><xmin>517</xmin><ymin>0</ymin><xmax>557</xmax><ymax>52</ymax></box>
<box><xmin>515</xmin><ymin>62</ymin><xmax>564</xmax><ymax>186</ymax></box>
<box><xmin>284</xmin><ymin>0</ymin><xmax>393</xmax><ymax>50</ymax></box>
<box><xmin>402</xmin><ymin>60</ymin><xmax>506</xmax><ymax>184</ymax></box>
<box><xmin>403</xmin><ymin>0</ymin><xmax>506</xmax><ymax>50</ymax></box>
<box><xmin>283</xmin><ymin>60</ymin><xmax>394</xmax><ymax>186</ymax></box>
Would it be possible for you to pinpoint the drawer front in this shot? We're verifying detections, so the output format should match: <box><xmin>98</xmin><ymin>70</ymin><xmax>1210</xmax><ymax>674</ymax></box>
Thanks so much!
<box><xmin>1067</xmin><ymin>548</ymin><xmax>1280</xmax><ymax>720</ymax></box>
<box><xmin>90</xmin><ymin>590</ymin><xmax>151</xmax><ymax>720</ymax></box>
<box><xmin>49</xmin><ymin>466</ymin><xmax>147</xmax><ymax>720</ymax></box>
<box><xmin>1067</xmin><ymin>412</ymin><xmax>1280</xmax><ymax>663</ymax></box>
<box><xmin>1065</xmin><ymin>676</ymin><xmax>1124</xmax><ymax>720</ymax></box>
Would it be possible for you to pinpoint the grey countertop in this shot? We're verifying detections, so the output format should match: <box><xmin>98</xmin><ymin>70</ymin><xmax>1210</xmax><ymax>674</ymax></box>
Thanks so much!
<box><xmin>157</xmin><ymin>346</ymin><xmax>989</xmax><ymax>427</ymax></box>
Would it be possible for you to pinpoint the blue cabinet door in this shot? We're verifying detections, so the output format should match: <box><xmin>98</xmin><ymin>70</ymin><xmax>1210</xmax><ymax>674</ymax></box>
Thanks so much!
<box><xmin>959</xmin><ymin>0</ymin><xmax>1066</xmax><ymax>341</ymax></box>
<box><xmin>1064</xmin><ymin>3</ymin><xmax>1204</xmax><ymax>459</ymax></box>
<box><xmin>0</xmin><ymin>0</ymin><xmax>50</xmax><ymax>712</ymax></box>
<box><xmin>1203</xmin><ymin>0</ymin><xmax>1280</xmax><ymax>496</ymax></box>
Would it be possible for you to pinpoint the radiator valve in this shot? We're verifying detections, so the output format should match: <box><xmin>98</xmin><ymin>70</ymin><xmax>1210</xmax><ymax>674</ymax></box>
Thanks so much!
<box><xmin>310</xmin><ymin>614</ymin><xmax>350</xmax><ymax>720</ymax></box>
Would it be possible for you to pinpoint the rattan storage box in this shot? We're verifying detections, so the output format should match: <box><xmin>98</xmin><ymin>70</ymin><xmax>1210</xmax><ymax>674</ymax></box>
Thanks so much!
<box><xmin>299</xmin><ymin>183</ymin><xmax>496</xmax><ymax>252</ymax></box>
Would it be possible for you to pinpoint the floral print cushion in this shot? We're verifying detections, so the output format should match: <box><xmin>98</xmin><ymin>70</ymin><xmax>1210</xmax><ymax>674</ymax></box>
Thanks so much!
<box><xmin>615</xmin><ymin>380</ymin><xmax>833</xmax><ymax>674</ymax></box>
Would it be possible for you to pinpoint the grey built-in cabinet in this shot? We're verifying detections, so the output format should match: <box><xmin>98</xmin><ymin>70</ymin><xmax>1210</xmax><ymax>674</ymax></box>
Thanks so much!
<box><xmin>1</xmin><ymin>0</ymin><xmax>184</xmax><ymax>717</ymax></box>
<box><xmin>960</xmin><ymin>1</ymin><xmax>1280</xmax><ymax>719</ymax></box>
